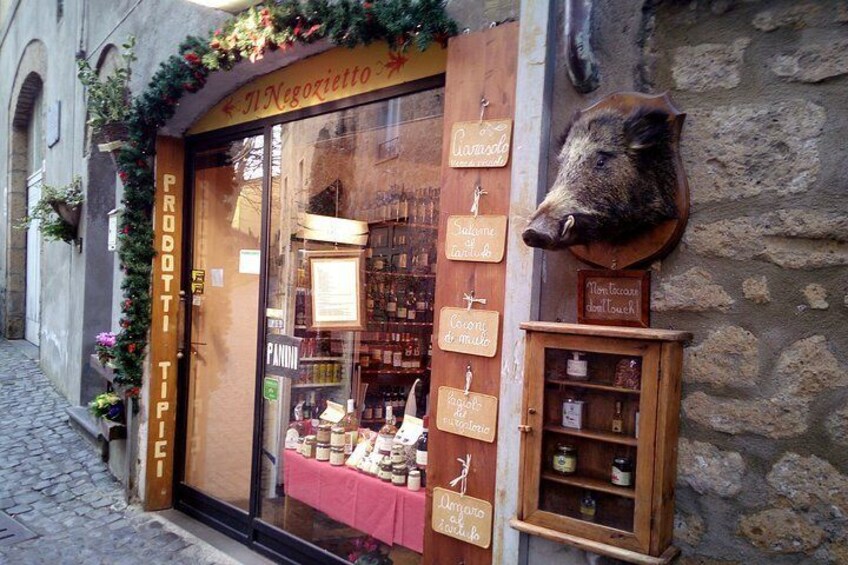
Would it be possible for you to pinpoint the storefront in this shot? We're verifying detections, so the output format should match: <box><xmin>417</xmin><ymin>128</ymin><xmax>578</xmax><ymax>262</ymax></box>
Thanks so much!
<box><xmin>145</xmin><ymin>24</ymin><xmax>519</xmax><ymax>564</ymax></box>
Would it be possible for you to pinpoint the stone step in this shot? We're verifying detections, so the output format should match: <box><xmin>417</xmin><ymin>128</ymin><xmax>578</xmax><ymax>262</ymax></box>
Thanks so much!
<box><xmin>66</xmin><ymin>406</ymin><xmax>101</xmax><ymax>447</ymax></box>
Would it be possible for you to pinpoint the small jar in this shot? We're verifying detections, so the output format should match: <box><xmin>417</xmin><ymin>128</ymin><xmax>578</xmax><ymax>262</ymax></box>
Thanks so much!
<box><xmin>580</xmin><ymin>491</ymin><xmax>596</xmax><ymax>522</ymax></box>
<box><xmin>407</xmin><ymin>469</ymin><xmax>422</xmax><ymax>492</ymax></box>
<box><xmin>330</xmin><ymin>426</ymin><xmax>346</xmax><ymax>448</ymax></box>
<box><xmin>329</xmin><ymin>446</ymin><xmax>346</xmax><ymax>466</ymax></box>
<box><xmin>379</xmin><ymin>457</ymin><xmax>393</xmax><ymax>482</ymax></box>
<box><xmin>296</xmin><ymin>437</ymin><xmax>305</xmax><ymax>455</ymax></box>
<box><xmin>315</xmin><ymin>443</ymin><xmax>331</xmax><ymax>462</ymax></box>
<box><xmin>302</xmin><ymin>435</ymin><xmax>317</xmax><ymax>459</ymax></box>
<box><xmin>611</xmin><ymin>456</ymin><xmax>634</xmax><ymax>486</ymax></box>
<box><xmin>391</xmin><ymin>444</ymin><xmax>406</xmax><ymax>465</ymax></box>
<box><xmin>392</xmin><ymin>464</ymin><xmax>408</xmax><ymax>487</ymax></box>
<box><xmin>317</xmin><ymin>424</ymin><xmax>332</xmax><ymax>444</ymax></box>
<box><xmin>553</xmin><ymin>445</ymin><xmax>577</xmax><ymax>475</ymax></box>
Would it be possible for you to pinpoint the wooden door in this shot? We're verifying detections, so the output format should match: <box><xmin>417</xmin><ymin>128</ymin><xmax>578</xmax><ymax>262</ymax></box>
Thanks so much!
<box><xmin>25</xmin><ymin>168</ymin><xmax>43</xmax><ymax>346</ymax></box>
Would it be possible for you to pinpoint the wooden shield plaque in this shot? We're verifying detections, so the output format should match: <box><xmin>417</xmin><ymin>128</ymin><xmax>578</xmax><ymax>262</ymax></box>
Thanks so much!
<box><xmin>432</xmin><ymin>487</ymin><xmax>493</xmax><ymax>549</ymax></box>
<box><xmin>436</xmin><ymin>386</ymin><xmax>498</xmax><ymax>443</ymax></box>
<box><xmin>568</xmin><ymin>92</ymin><xmax>689</xmax><ymax>270</ymax></box>
<box><xmin>437</xmin><ymin>307</ymin><xmax>500</xmax><ymax>358</ymax></box>
<box><xmin>444</xmin><ymin>215</ymin><xmax>508</xmax><ymax>263</ymax></box>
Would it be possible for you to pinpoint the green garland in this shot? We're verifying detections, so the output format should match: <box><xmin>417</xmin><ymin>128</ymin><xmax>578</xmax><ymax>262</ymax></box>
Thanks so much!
<box><xmin>111</xmin><ymin>1</ymin><xmax>457</xmax><ymax>390</ymax></box>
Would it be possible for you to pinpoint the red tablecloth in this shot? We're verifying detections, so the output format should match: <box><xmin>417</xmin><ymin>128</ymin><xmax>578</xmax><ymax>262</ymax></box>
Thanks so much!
<box><xmin>283</xmin><ymin>450</ymin><xmax>425</xmax><ymax>553</ymax></box>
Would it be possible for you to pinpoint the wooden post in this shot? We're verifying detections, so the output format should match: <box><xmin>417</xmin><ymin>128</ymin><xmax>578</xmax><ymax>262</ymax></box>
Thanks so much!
<box><xmin>424</xmin><ymin>22</ymin><xmax>519</xmax><ymax>565</ymax></box>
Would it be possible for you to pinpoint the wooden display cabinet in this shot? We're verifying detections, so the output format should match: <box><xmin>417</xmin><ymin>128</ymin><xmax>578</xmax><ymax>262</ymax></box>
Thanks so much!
<box><xmin>511</xmin><ymin>322</ymin><xmax>691</xmax><ymax>564</ymax></box>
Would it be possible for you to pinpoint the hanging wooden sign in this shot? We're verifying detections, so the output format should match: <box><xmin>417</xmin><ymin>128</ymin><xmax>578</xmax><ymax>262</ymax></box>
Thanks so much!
<box><xmin>449</xmin><ymin>119</ymin><xmax>512</xmax><ymax>168</ymax></box>
<box><xmin>445</xmin><ymin>215</ymin><xmax>508</xmax><ymax>263</ymax></box>
<box><xmin>577</xmin><ymin>270</ymin><xmax>650</xmax><ymax>328</ymax></box>
<box><xmin>436</xmin><ymin>386</ymin><xmax>498</xmax><ymax>443</ymax></box>
<box><xmin>432</xmin><ymin>487</ymin><xmax>493</xmax><ymax>549</ymax></box>
<box><xmin>437</xmin><ymin>307</ymin><xmax>500</xmax><ymax>358</ymax></box>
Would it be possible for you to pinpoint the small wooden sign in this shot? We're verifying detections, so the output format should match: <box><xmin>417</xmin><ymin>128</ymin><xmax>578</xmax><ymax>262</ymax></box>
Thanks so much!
<box><xmin>438</xmin><ymin>307</ymin><xmax>500</xmax><ymax>358</ymax></box>
<box><xmin>436</xmin><ymin>386</ymin><xmax>498</xmax><ymax>443</ymax></box>
<box><xmin>432</xmin><ymin>487</ymin><xmax>493</xmax><ymax>548</ymax></box>
<box><xmin>449</xmin><ymin>119</ymin><xmax>512</xmax><ymax>168</ymax></box>
<box><xmin>577</xmin><ymin>270</ymin><xmax>650</xmax><ymax>328</ymax></box>
<box><xmin>445</xmin><ymin>215</ymin><xmax>508</xmax><ymax>263</ymax></box>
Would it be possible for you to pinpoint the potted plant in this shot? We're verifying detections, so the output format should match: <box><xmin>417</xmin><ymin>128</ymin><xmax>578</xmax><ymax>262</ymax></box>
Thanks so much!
<box><xmin>95</xmin><ymin>332</ymin><xmax>117</xmax><ymax>367</ymax></box>
<box><xmin>76</xmin><ymin>36</ymin><xmax>136</xmax><ymax>150</ymax></box>
<box><xmin>17</xmin><ymin>176</ymin><xmax>84</xmax><ymax>244</ymax></box>
<box><xmin>89</xmin><ymin>391</ymin><xmax>125</xmax><ymax>423</ymax></box>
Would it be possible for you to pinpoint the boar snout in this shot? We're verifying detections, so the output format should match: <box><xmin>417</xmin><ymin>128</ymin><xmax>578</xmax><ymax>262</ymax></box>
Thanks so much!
<box><xmin>523</xmin><ymin>214</ymin><xmax>580</xmax><ymax>249</ymax></box>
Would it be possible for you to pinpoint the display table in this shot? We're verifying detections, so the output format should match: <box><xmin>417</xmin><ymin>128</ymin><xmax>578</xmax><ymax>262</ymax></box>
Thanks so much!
<box><xmin>283</xmin><ymin>450</ymin><xmax>425</xmax><ymax>553</ymax></box>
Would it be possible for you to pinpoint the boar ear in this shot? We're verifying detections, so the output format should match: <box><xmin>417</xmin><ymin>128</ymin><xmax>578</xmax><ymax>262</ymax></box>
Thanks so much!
<box><xmin>624</xmin><ymin>108</ymin><xmax>671</xmax><ymax>151</ymax></box>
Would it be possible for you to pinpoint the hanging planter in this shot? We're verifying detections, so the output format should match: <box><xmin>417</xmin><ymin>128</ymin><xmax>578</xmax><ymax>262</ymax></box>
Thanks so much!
<box><xmin>48</xmin><ymin>198</ymin><xmax>82</xmax><ymax>232</ymax></box>
<box><xmin>95</xmin><ymin>122</ymin><xmax>130</xmax><ymax>153</ymax></box>
<box><xmin>16</xmin><ymin>176</ymin><xmax>84</xmax><ymax>244</ymax></box>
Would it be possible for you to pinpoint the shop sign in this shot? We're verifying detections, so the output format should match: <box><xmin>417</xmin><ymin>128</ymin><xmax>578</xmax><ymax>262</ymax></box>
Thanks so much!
<box><xmin>146</xmin><ymin>137</ymin><xmax>184</xmax><ymax>511</ymax></box>
<box><xmin>449</xmin><ymin>119</ymin><xmax>512</xmax><ymax>168</ymax></box>
<box><xmin>189</xmin><ymin>43</ymin><xmax>447</xmax><ymax>134</ymax></box>
<box><xmin>436</xmin><ymin>386</ymin><xmax>498</xmax><ymax>443</ymax></box>
<box><xmin>263</xmin><ymin>377</ymin><xmax>280</xmax><ymax>401</ymax></box>
<box><xmin>444</xmin><ymin>215</ymin><xmax>507</xmax><ymax>263</ymax></box>
<box><xmin>265</xmin><ymin>333</ymin><xmax>301</xmax><ymax>378</ymax></box>
<box><xmin>437</xmin><ymin>307</ymin><xmax>499</xmax><ymax>358</ymax></box>
<box><xmin>577</xmin><ymin>270</ymin><xmax>650</xmax><ymax>328</ymax></box>
<box><xmin>432</xmin><ymin>487</ymin><xmax>493</xmax><ymax>549</ymax></box>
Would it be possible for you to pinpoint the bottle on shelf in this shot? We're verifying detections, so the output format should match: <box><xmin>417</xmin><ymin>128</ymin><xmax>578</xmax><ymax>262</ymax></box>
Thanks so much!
<box><xmin>386</xmin><ymin>285</ymin><xmax>398</xmax><ymax>319</ymax></box>
<box><xmin>416</xmin><ymin>416</ymin><xmax>429</xmax><ymax>487</ymax></box>
<box><xmin>373</xmin><ymin>396</ymin><xmax>384</xmax><ymax>421</ymax></box>
<box><xmin>397</xmin><ymin>285</ymin><xmax>408</xmax><ymax>319</ymax></box>
<box><xmin>406</xmin><ymin>291</ymin><xmax>417</xmax><ymax>321</ymax></box>
<box><xmin>376</xmin><ymin>405</ymin><xmax>398</xmax><ymax>456</ymax></box>
<box><xmin>340</xmin><ymin>399</ymin><xmax>359</xmax><ymax>455</ymax></box>
<box><xmin>285</xmin><ymin>400</ymin><xmax>307</xmax><ymax>450</ymax></box>
<box><xmin>611</xmin><ymin>401</ymin><xmax>624</xmax><ymax>434</ymax></box>
<box><xmin>392</xmin><ymin>337</ymin><xmax>404</xmax><ymax>368</ymax></box>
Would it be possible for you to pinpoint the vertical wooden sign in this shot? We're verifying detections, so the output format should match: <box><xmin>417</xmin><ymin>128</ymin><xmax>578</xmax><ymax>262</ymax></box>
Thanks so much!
<box><xmin>145</xmin><ymin>136</ymin><xmax>185</xmax><ymax>510</ymax></box>
<box><xmin>425</xmin><ymin>22</ymin><xmax>518</xmax><ymax>565</ymax></box>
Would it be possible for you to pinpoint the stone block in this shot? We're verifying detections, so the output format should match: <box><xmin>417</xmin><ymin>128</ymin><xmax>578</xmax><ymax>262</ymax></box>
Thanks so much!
<box><xmin>825</xmin><ymin>401</ymin><xmax>848</xmax><ymax>446</ymax></box>
<box><xmin>685</xmin><ymin>325</ymin><xmax>759</xmax><ymax>387</ymax></box>
<box><xmin>652</xmin><ymin>267</ymin><xmax>734</xmax><ymax>312</ymax></box>
<box><xmin>801</xmin><ymin>283</ymin><xmax>829</xmax><ymax>309</ymax></box>
<box><xmin>742</xmin><ymin>276</ymin><xmax>770</xmax><ymax>304</ymax></box>
<box><xmin>677</xmin><ymin>438</ymin><xmax>745</xmax><ymax>497</ymax></box>
<box><xmin>683</xmin><ymin>392</ymin><xmax>808</xmax><ymax>438</ymax></box>
<box><xmin>752</xmin><ymin>3</ymin><xmax>826</xmax><ymax>31</ymax></box>
<box><xmin>685</xmin><ymin>210</ymin><xmax>848</xmax><ymax>269</ymax></box>
<box><xmin>682</xmin><ymin>101</ymin><xmax>824</xmax><ymax>204</ymax></box>
<box><xmin>672</xmin><ymin>38</ymin><xmax>750</xmax><ymax>92</ymax></box>
<box><xmin>766</xmin><ymin>453</ymin><xmax>848</xmax><ymax>514</ymax></box>
<box><xmin>675</xmin><ymin>511</ymin><xmax>706</xmax><ymax>546</ymax></box>
<box><xmin>738</xmin><ymin>508</ymin><xmax>824</xmax><ymax>553</ymax></box>
<box><xmin>773</xmin><ymin>335</ymin><xmax>847</xmax><ymax>402</ymax></box>
<box><xmin>772</xmin><ymin>39</ymin><xmax>848</xmax><ymax>83</ymax></box>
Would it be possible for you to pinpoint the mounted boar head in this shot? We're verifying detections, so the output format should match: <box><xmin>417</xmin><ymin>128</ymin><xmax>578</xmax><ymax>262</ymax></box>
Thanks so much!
<box><xmin>522</xmin><ymin>106</ymin><xmax>678</xmax><ymax>249</ymax></box>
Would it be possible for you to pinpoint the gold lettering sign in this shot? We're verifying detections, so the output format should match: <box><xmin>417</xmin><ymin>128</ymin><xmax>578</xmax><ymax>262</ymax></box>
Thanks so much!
<box><xmin>146</xmin><ymin>137</ymin><xmax>185</xmax><ymax>511</ymax></box>
<box><xmin>432</xmin><ymin>487</ymin><xmax>493</xmax><ymax>549</ymax></box>
<box><xmin>437</xmin><ymin>307</ymin><xmax>499</xmax><ymax>358</ymax></box>
<box><xmin>449</xmin><ymin>119</ymin><xmax>512</xmax><ymax>168</ymax></box>
<box><xmin>436</xmin><ymin>386</ymin><xmax>498</xmax><ymax>443</ymax></box>
<box><xmin>189</xmin><ymin>43</ymin><xmax>447</xmax><ymax>134</ymax></box>
<box><xmin>444</xmin><ymin>215</ymin><xmax>507</xmax><ymax>263</ymax></box>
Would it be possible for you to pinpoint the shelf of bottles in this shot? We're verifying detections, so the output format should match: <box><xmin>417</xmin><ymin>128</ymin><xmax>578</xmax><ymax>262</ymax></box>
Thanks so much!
<box><xmin>541</xmin><ymin>349</ymin><xmax>643</xmax><ymax>533</ymax></box>
<box><xmin>359</xmin><ymin>185</ymin><xmax>439</xmax><ymax>429</ymax></box>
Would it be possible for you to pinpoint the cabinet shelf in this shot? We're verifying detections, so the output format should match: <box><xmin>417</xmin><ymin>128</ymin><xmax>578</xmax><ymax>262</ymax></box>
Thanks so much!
<box><xmin>546</xmin><ymin>379</ymin><xmax>641</xmax><ymax>395</ymax></box>
<box><xmin>292</xmin><ymin>382</ymin><xmax>343</xmax><ymax>389</ymax></box>
<box><xmin>366</xmin><ymin>270</ymin><xmax>436</xmax><ymax>279</ymax></box>
<box><xmin>544</xmin><ymin>425</ymin><xmax>638</xmax><ymax>447</ymax></box>
<box><xmin>360</xmin><ymin>368</ymin><xmax>428</xmax><ymax>376</ymax></box>
<box><xmin>367</xmin><ymin>320</ymin><xmax>433</xmax><ymax>327</ymax></box>
<box><xmin>541</xmin><ymin>472</ymin><xmax>635</xmax><ymax>499</ymax></box>
<box><xmin>300</xmin><ymin>357</ymin><xmax>343</xmax><ymax>363</ymax></box>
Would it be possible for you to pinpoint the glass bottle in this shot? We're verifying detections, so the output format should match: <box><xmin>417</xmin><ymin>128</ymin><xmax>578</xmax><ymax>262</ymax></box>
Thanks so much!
<box><xmin>406</xmin><ymin>291</ymin><xmax>417</xmax><ymax>321</ymax></box>
<box><xmin>386</xmin><ymin>284</ymin><xmax>398</xmax><ymax>319</ymax></box>
<box><xmin>376</xmin><ymin>405</ymin><xmax>398</xmax><ymax>456</ymax></box>
<box><xmin>416</xmin><ymin>417</ymin><xmax>429</xmax><ymax>487</ymax></box>
<box><xmin>396</xmin><ymin>285</ymin><xmax>408</xmax><ymax>319</ymax></box>
<box><xmin>340</xmin><ymin>398</ymin><xmax>359</xmax><ymax>455</ymax></box>
<box><xmin>611</xmin><ymin>401</ymin><xmax>624</xmax><ymax>434</ymax></box>
<box><xmin>580</xmin><ymin>491</ymin><xmax>596</xmax><ymax>522</ymax></box>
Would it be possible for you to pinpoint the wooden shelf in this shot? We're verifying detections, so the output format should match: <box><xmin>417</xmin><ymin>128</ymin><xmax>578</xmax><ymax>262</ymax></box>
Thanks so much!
<box><xmin>541</xmin><ymin>472</ymin><xmax>636</xmax><ymax>499</ymax></box>
<box><xmin>369</xmin><ymin>220</ymin><xmax>438</xmax><ymax>230</ymax></box>
<box><xmin>546</xmin><ymin>379</ymin><xmax>641</xmax><ymax>395</ymax></box>
<box><xmin>367</xmin><ymin>320</ymin><xmax>433</xmax><ymax>327</ymax></box>
<box><xmin>292</xmin><ymin>382</ymin><xmax>343</xmax><ymax>389</ymax></box>
<box><xmin>300</xmin><ymin>357</ymin><xmax>343</xmax><ymax>362</ymax></box>
<box><xmin>366</xmin><ymin>270</ymin><xmax>436</xmax><ymax>279</ymax></box>
<box><xmin>360</xmin><ymin>368</ymin><xmax>427</xmax><ymax>375</ymax></box>
<box><xmin>89</xmin><ymin>354</ymin><xmax>116</xmax><ymax>385</ymax></box>
<box><xmin>544</xmin><ymin>425</ymin><xmax>638</xmax><ymax>447</ymax></box>
<box><xmin>520</xmin><ymin>321</ymin><xmax>692</xmax><ymax>342</ymax></box>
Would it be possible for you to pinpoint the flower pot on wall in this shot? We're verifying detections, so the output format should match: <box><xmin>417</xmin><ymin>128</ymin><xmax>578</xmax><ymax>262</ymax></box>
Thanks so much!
<box><xmin>48</xmin><ymin>200</ymin><xmax>82</xmax><ymax>241</ymax></box>
<box><xmin>95</xmin><ymin>122</ymin><xmax>130</xmax><ymax>153</ymax></box>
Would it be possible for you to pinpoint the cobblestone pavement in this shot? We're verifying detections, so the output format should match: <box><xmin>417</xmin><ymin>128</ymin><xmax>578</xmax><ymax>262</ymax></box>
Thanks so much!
<box><xmin>0</xmin><ymin>339</ymin><xmax>237</xmax><ymax>565</ymax></box>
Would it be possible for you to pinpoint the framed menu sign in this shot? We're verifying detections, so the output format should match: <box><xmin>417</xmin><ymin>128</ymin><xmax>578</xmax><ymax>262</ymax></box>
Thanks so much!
<box><xmin>437</xmin><ymin>307</ymin><xmax>500</xmax><ymax>358</ymax></box>
<box><xmin>309</xmin><ymin>250</ymin><xmax>365</xmax><ymax>331</ymax></box>
<box><xmin>577</xmin><ymin>270</ymin><xmax>650</xmax><ymax>328</ymax></box>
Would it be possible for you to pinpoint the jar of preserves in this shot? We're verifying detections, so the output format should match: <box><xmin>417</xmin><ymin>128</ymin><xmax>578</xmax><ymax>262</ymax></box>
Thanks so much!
<box><xmin>392</xmin><ymin>464</ymin><xmax>408</xmax><ymax>487</ymax></box>
<box><xmin>330</xmin><ymin>426</ymin><xmax>346</xmax><ymax>448</ymax></box>
<box><xmin>407</xmin><ymin>469</ymin><xmax>421</xmax><ymax>491</ymax></box>
<box><xmin>378</xmin><ymin>457</ymin><xmax>393</xmax><ymax>482</ymax></box>
<box><xmin>553</xmin><ymin>445</ymin><xmax>577</xmax><ymax>475</ymax></box>
<box><xmin>302</xmin><ymin>435</ymin><xmax>317</xmax><ymax>459</ymax></box>
<box><xmin>315</xmin><ymin>443</ymin><xmax>330</xmax><ymax>462</ymax></box>
<box><xmin>316</xmin><ymin>424</ymin><xmax>332</xmax><ymax>444</ymax></box>
<box><xmin>391</xmin><ymin>444</ymin><xmax>406</xmax><ymax>465</ymax></box>
<box><xmin>611</xmin><ymin>456</ymin><xmax>634</xmax><ymax>486</ymax></box>
<box><xmin>329</xmin><ymin>446</ymin><xmax>346</xmax><ymax>466</ymax></box>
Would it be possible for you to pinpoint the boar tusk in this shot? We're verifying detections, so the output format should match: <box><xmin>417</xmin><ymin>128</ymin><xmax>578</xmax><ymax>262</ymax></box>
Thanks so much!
<box><xmin>561</xmin><ymin>215</ymin><xmax>576</xmax><ymax>238</ymax></box>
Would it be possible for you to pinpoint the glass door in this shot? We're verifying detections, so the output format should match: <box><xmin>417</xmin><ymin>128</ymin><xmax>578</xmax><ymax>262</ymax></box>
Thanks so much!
<box><xmin>180</xmin><ymin>134</ymin><xmax>265</xmax><ymax>515</ymax></box>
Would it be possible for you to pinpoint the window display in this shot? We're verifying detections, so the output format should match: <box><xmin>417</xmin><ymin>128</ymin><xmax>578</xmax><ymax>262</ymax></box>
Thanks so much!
<box><xmin>259</xmin><ymin>87</ymin><xmax>444</xmax><ymax>563</ymax></box>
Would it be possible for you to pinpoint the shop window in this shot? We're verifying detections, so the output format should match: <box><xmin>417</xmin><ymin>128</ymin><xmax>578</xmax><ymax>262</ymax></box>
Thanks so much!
<box><xmin>261</xmin><ymin>87</ymin><xmax>444</xmax><ymax>563</ymax></box>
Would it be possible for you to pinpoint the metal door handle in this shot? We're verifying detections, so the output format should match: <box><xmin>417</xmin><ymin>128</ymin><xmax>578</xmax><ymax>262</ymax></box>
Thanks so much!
<box><xmin>177</xmin><ymin>290</ymin><xmax>187</xmax><ymax>359</ymax></box>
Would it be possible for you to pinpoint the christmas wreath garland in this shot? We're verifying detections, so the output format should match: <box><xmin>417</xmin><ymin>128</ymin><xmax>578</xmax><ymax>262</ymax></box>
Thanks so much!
<box><xmin>111</xmin><ymin>0</ymin><xmax>457</xmax><ymax>390</ymax></box>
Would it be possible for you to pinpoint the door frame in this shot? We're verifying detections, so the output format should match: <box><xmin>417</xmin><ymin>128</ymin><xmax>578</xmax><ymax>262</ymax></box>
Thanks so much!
<box><xmin>173</xmin><ymin>74</ymin><xmax>445</xmax><ymax>564</ymax></box>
